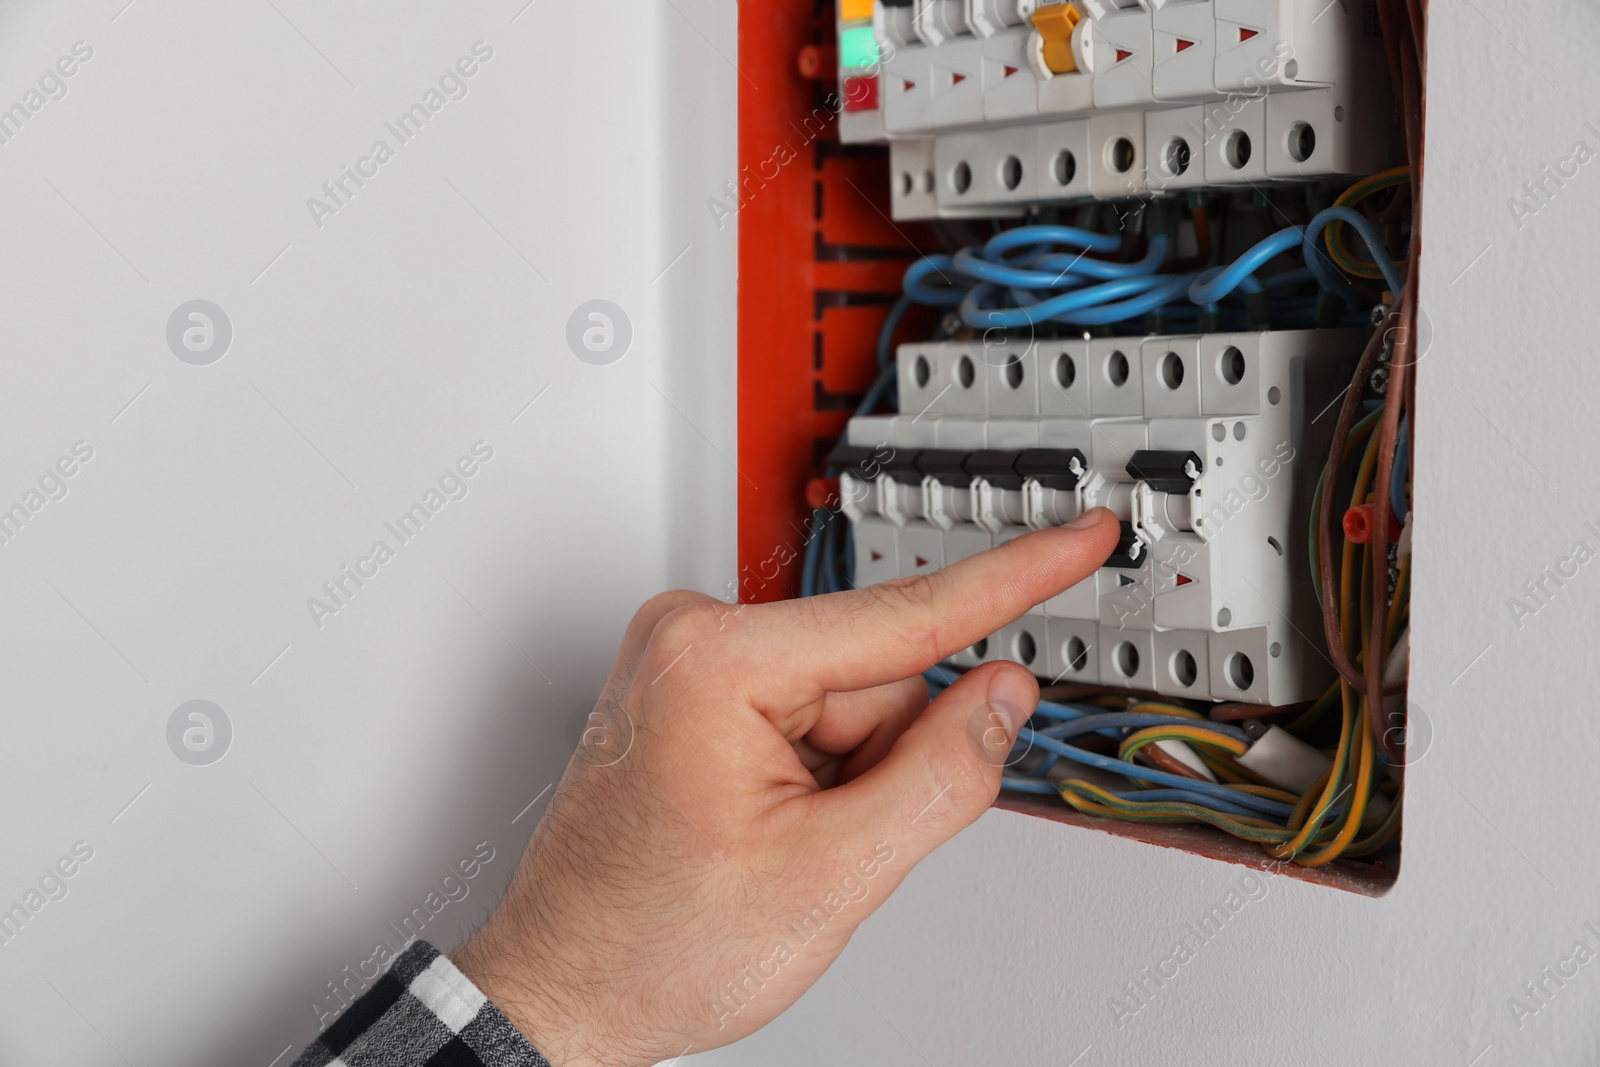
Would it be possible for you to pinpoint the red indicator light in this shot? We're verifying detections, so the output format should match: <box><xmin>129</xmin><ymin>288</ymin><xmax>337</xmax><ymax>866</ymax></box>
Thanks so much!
<box><xmin>843</xmin><ymin>75</ymin><xmax>879</xmax><ymax>112</ymax></box>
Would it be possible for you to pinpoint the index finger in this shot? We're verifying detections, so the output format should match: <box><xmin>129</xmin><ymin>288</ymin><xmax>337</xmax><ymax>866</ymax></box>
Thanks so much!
<box><xmin>740</xmin><ymin>507</ymin><xmax>1120</xmax><ymax>700</ymax></box>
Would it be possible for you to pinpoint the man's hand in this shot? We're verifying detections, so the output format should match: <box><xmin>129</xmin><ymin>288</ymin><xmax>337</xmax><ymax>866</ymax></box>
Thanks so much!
<box><xmin>452</xmin><ymin>509</ymin><xmax>1119</xmax><ymax>1066</ymax></box>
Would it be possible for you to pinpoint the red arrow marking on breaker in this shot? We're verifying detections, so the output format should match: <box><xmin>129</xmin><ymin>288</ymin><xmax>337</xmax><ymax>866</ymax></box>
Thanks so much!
<box><xmin>915</xmin><ymin>555</ymin><xmax>929</xmax><ymax>568</ymax></box>
<box><xmin>1175</xmin><ymin>38</ymin><xmax>1195</xmax><ymax>52</ymax></box>
<box><xmin>1239</xmin><ymin>27</ymin><xmax>1259</xmax><ymax>41</ymax></box>
<box><xmin>1004</xmin><ymin>65</ymin><xmax>1018</xmax><ymax>77</ymax></box>
<box><xmin>951</xmin><ymin>72</ymin><xmax>967</xmax><ymax>85</ymax></box>
<box><xmin>870</xmin><ymin>550</ymin><xmax>884</xmax><ymax>562</ymax></box>
<box><xmin>1115</xmin><ymin>48</ymin><xmax>1133</xmax><ymax>63</ymax></box>
<box><xmin>1176</xmin><ymin>573</ymin><xmax>1194</xmax><ymax>586</ymax></box>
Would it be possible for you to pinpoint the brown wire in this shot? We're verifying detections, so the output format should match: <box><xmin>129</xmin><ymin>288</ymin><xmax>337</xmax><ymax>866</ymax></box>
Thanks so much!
<box><xmin>1139</xmin><ymin>745</ymin><xmax>1210</xmax><ymax>782</ymax></box>
<box><xmin>1358</xmin><ymin>0</ymin><xmax>1424</xmax><ymax>764</ymax></box>
<box><xmin>1208</xmin><ymin>701</ymin><xmax>1313</xmax><ymax>723</ymax></box>
<box><xmin>1317</xmin><ymin>321</ymin><xmax>1392</xmax><ymax>691</ymax></box>
<box><xmin>1375</xmin><ymin>185</ymin><xmax>1411</xmax><ymax>226</ymax></box>
<box><xmin>1038</xmin><ymin>683</ymin><xmax>1172</xmax><ymax>705</ymax></box>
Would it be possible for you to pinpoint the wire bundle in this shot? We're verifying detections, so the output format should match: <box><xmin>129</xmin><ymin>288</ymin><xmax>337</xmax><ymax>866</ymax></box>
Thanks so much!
<box><xmin>927</xmin><ymin>668</ymin><xmax>1402</xmax><ymax>866</ymax></box>
<box><xmin>902</xmin><ymin>206</ymin><xmax>1402</xmax><ymax>334</ymax></box>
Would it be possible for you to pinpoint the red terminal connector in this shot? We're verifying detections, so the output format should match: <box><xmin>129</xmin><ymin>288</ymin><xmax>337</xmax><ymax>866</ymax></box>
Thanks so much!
<box><xmin>806</xmin><ymin>476</ymin><xmax>841</xmax><ymax>511</ymax></box>
<box><xmin>797</xmin><ymin>44</ymin><xmax>837</xmax><ymax>82</ymax></box>
<box><xmin>1343</xmin><ymin>504</ymin><xmax>1404</xmax><ymax>545</ymax></box>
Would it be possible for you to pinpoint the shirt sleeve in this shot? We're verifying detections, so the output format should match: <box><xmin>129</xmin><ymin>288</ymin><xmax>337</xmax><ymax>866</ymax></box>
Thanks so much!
<box><xmin>291</xmin><ymin>940</ymin><xmax>552</xmax><ymax>1067</ymax></box>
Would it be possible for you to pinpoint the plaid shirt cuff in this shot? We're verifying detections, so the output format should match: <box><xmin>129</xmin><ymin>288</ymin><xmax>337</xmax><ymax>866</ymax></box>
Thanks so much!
<box><xmin>292</xmin><ymin>941</ymin><xmax>552</xmax><ymax>1067</ymax></box>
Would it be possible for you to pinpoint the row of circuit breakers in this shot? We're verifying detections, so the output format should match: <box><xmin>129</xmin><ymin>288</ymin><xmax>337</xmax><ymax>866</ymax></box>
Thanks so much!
<box><xmin>831</xmin><ymin>330</ymin><xmax>1362</xmax><ymax>705</ymax></box>
<box><xmin>832</xmin><ymin>0</ymin><xmax>1398</xmax><ymax>216</ymax></box>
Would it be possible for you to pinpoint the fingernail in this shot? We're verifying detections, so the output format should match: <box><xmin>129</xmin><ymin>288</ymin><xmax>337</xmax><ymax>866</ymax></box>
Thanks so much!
<box><xmin>987</xmin><ymin>667</ymin><xmax>1039</xmax><ymax>739</ymax></box>
<box><xmin>1066</xmin><ymin>507</ymin><xmax>1106</xmax><ymax>530</ymax></box>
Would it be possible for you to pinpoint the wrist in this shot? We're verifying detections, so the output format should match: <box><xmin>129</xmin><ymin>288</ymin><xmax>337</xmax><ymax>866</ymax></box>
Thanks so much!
<box><xmin>453</xmin><ymin>916</ymin><xmax>621</xmax><ymax>1067</ymax></box>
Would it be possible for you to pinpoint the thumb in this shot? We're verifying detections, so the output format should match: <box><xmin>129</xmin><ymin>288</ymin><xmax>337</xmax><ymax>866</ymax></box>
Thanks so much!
<box><xmin>806</xmin><ymin>660</ymin><xmax>1040</xmax><ymax>872</ymax></box>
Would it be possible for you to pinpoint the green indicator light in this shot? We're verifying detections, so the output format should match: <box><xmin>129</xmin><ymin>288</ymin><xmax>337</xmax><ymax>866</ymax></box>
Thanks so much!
<box><xmin>840</xmin><ymin>26</ymin><xmax>879</xmax><ymax>70</ymax></box>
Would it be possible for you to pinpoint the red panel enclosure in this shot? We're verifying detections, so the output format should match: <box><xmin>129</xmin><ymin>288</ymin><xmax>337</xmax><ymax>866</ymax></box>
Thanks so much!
<box><xmin>734</xmin><ymin>1</ymin><xmax>1396</xmax><ymax>896</ymax></box>
<box><xmin>735</xmin><ymin>1</ymin><xmax>923</xmax><ymax>605</ymax></box>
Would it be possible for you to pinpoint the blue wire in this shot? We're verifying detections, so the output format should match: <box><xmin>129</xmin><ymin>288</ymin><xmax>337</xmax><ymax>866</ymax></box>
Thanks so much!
<box><xmin>963</xmin><ymin>273</ymin><xmax>1177</xmax><ymax>329</ymax></box>
<box><xmin>876</xmin><ymin>294</ymin><xmax>913</xmax><ymax>371</ymax></box>
<box><xmin>1053</xmin><ymin>274</ymin><xmax>1198</xmax><ymax>326</ymax></box>
<box><xmin>1391</xmin><ymin>419</ymin><xmax>1410</xmax><ymax>524</ymax></box>
<box><xmin>1030</xmin><ymin>699</ymin><xmax>1110</xmax><ymax>721</ymax></box>
<box><xmin>1188</xmin><ymin>227</ymin><xmax>1303</xmax><ymax>306</ymax></box>
<box><xmin>1030</xmin><ymin>709</ymin><xmax>1248</xmax><ymax>778</ymax></box>
<box><xmin>1109</xmin><ymin>788</ymin><xmax>1278</xmax><ymax>818</ymax></box>
<box><xmin>1017</xmin><ymin>727</ymin><xmax>1295</xmax><ymax>818</ymax></box>
<box><xmin>962</xmin><ymin>234</ymin><xmax>1170</xmax><ymax>286</ymax></box>
<box><xmin>826</xmin><ymin>359</ymin><xmax>899</xmax><ymax>595</ymax></box>
<box><xmin>806</xmin><ymin>343</ymin><xmax>901</xmax><ymax>600</ymax></box>
<box><xmin>800</xmin><ymin>512</ymin><xmax>822</xmax><ymax>597</ymax></box>
<box><xmin>997</xmin><ymin>775</ymin><xmax>1279</xmax><ymax>820</ymax></box>
<box><xmin>1035</xmin><ymin>711</ymin><xmax>1251</xmax><ymax>744</ymax></box>
<box><xmin>1000</xmin><ymin>775</ymin><xmax>1060</xmax><ymax>795</ymax></box>
<box><xmin>937</xmin><ymin>672</ymin><xmax>1307</xmax><ymax>820</ymax></box>
<box><xmin>842</xmin><ymin>518</ymin><xmax>856</xmax><ymax>589</ymax></box>
<box><xmin>904</xmin><ymin>255</ymin><xmax>967</xmax><ymax>306</ymax></box>
<box><xmin>821</xmin><ymin>515</ymin><xmax>839</xmax><ymax>595</ymax></box>
<box><xmin>856</xmin><ymin>359</ymin><xmax>898</xmax><ymax>418</ymax></box>
<box><xmin>982</xmin><ymin>224</ymin><xmax>1123</xmax><ymax>256</ymax></box>
<box><xmin>1304</xmin><ymin>205</ymin><xmax>1406</xmax><ymax>296</ymax></box>
<box><xmin>929</xmin><ymin>671</ymin><xmax>1279</xmax><ymax>811</ymax></box>
<box><xmin>906</xmin><ymin>208</ymin><xmax>1399</xmax><ymax>328</ymax></box>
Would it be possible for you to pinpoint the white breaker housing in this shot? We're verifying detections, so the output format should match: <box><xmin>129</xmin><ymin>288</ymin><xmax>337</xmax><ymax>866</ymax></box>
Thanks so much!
<box><xmin>834</xmin><ymin>328</ymin><xmax>1363</xmax><ymax>705</ymax></box>
<box><xmin>855</xmin><ymin>0</ymin><xmax>1396</xmax><ymax>217</ymax></box>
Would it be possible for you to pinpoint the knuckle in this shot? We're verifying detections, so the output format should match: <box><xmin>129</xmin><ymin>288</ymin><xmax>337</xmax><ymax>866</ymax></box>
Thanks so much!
<box><xmin>864</xmin><ymin>573</ymin><xmax>943</xmax><ymax>656</ymax></box>
<box><xmin>633</xmin><ymin>589</ymin><xmax>714</xmax><ymax>631</ymax></box>
<box><xmin>648</xmin><ymin>600</ymin><xmax>724</xmax><ymax>654</ymax></box>
<box><xmin>921</xmin><ymin>738</ymin><xmax>999</xmax><ymax>826</ymax></box>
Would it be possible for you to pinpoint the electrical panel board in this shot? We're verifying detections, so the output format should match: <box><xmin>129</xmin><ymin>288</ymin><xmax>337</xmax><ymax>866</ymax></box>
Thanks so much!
<box><xmin>793</xmin><ymin>0</ymin><xmax>1418</xmax><ymax>880</ymax></box>
<box><xmin>834</xmin><ymin>329</ymin><xmax>1359</xmax><ymax>704</ymax></box>
<box><xmin>836</xmin><ymin>0</ymin><xmax>1398</xmax><ymax>217</ymax></box>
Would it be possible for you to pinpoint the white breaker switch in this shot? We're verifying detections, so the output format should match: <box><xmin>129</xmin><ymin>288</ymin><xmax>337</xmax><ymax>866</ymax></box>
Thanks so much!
<box><xmin>840</xmin><ymin>328</ymin><xmax>1364</xmax><ymax>705</ymax></box>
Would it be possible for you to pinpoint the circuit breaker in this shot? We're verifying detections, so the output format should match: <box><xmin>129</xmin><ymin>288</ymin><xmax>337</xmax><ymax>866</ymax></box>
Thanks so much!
<box><xmin>845</xmin><ymin>0</ymin><xmax>1397</xmax><ymax>216</ymax></box>
<box><xmin>834</xmin><ymin>329</ymin><xmax>1362</xmax><ymax>705</ymax></box>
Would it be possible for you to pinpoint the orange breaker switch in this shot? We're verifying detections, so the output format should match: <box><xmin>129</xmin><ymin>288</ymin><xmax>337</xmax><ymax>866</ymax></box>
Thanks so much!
<box><xmin>1030</xmin><ymin>2</ymin><xmax>1083</xmax><ymax>75</ymax></box>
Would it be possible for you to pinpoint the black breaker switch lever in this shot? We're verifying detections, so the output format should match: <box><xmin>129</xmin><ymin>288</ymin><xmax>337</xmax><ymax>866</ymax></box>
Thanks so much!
<box><xmin>915</xmin><ymin>449</ymin><xmax>974</xmax><ymax>487</ymax></box>
<box><xmin>1104</xmin><ymin>521</ymin><xmax>1148</xmax><ymax>569</ymax></box>
<box><xmin>1015</xmin><ymin>448</ymin><xmax>1087</xmax><ymax>490</ymax></box>
<box><xmin>963</xmin><ymin>450</ymin><xmax>1025</xmax><ymax>490</ymax></box>
<box><xmin>1125</xmin><ymin>449</ymin><xmax>1203</xmax><ymax>494</ymax></box>
<box><xmin>826</xmin><ymin>442</ymin><xmax>876</xmax><ymax>478</ymax></box>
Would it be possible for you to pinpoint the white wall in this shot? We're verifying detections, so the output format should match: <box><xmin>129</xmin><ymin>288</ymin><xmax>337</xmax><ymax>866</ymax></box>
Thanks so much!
<box><xmin>0</xmin><ymin>1</ymin><xmax>735</xmax><ymax>1063</ymax></box>
<box><xmin>5</xmin><ymin>0</ymin><xmax>1598</xmax><ymax>1063</ymax></box>
<box><xmin>693</xmin><ymin>2</ymin><xmax>1600</xmax><ymax>1064</ymax></box>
